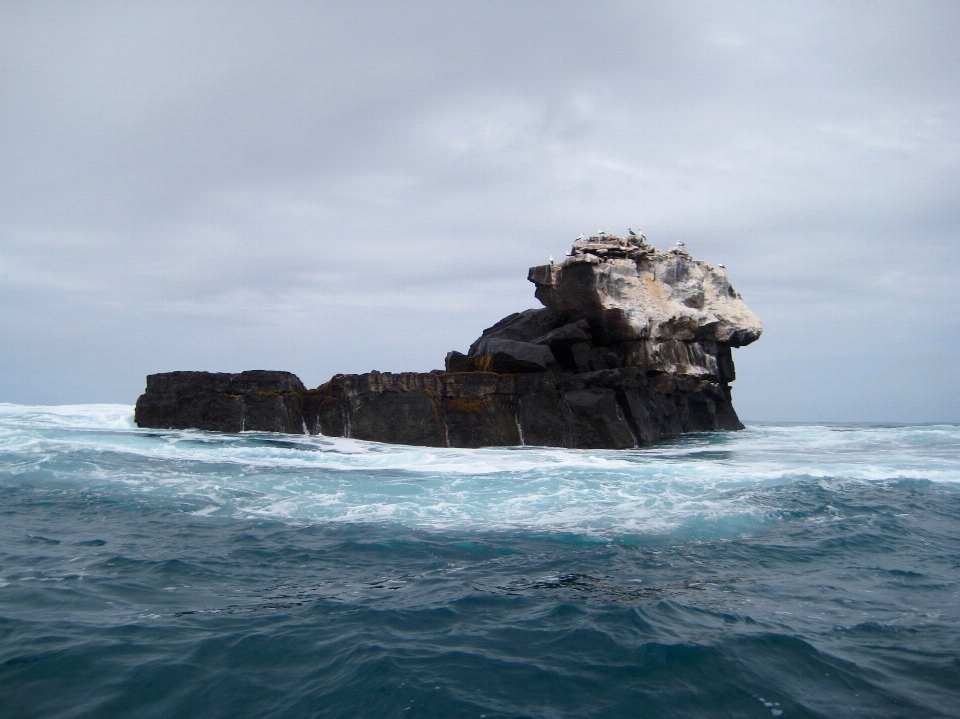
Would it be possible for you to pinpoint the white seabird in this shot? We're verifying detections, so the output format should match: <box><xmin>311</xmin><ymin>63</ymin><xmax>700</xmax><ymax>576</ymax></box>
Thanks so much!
<box><xmin>576</xmin><ymin>233</ymin><xmax>584</xmax><ymax>241</ymax></box>
<box><xmin>628</xmin><ymin>228</ymin><xmax>636</xmax><ymax>237</ymax></box>
<box><xmin>676</xmin><ymin>241</ymin><xmax>685</xmax><ymax>247</ymax></box>
<box><xmin>718</xmin><ymin>264</ymin><xmax>725</xmax><ymax>269</ymax></box>
<box><xmin>549</xmin><ymin>256</ymin><xmax>554</xmax><ymax>264</ymax></box>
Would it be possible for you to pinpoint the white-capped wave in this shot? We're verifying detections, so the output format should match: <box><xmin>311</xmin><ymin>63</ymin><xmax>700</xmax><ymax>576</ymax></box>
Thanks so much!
<box><xmin>0</xmin><ymin>403</ymin><xmax>135</xmax><ymax>430</ymax></box>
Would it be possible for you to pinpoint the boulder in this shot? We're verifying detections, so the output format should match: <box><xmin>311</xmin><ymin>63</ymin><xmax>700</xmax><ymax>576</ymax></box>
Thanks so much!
<box><xmin>528</xmin><ymin>236</ymin><xmax>762</xmax><ymax>346</ymax></box>
<box><xmin>532</xmin><ymin>319</ymin><xmax>593</xmax><ymax>348</ymax></box>
<box><xmin>483</xmin><ymin>338</ymin><xmax>559</xmax><ymax>373</ymax></box>
<box><xmin>467</xmin><ymin>308</ymin><xmax>563</xmax><ymax>355</ymax></box>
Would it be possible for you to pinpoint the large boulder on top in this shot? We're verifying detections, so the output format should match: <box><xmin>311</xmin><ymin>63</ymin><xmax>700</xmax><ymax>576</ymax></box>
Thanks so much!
<box><xmin>527</xmin><ymin>235</ymin><xmax>762</xmax><ymax>346</ymax></box>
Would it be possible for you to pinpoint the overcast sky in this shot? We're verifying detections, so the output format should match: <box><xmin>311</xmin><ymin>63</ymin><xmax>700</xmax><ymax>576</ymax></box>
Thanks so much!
<box><xmin>2</xmin><ymin>0</ymin><xmax>959</xmax><ymax>421</ymax></box>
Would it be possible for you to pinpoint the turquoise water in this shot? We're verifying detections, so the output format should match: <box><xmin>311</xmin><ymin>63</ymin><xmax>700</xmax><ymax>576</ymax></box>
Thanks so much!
<box><xmin>1</xmin><ymin>404</ymin><xmax>958</xmax><ymax>718</ymax></box>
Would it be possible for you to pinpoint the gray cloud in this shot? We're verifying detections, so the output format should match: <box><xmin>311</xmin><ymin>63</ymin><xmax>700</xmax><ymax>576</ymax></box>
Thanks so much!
<box><xmin>2</xmin><ymin>0</ymin><xmax>959</xmax><ymax>421</ymax></box>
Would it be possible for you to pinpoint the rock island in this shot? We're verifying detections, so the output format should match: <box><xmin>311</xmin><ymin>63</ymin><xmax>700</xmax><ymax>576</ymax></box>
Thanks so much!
<box><xmin>135</xmin><ymin>233</ymin><xmax>761</xmax><ymax>448</ymax></box>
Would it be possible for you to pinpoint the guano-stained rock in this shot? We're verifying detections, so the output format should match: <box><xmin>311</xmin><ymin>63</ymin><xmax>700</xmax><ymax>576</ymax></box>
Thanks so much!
<box><xmin>528</xmin><ymin>235</ymin><xmax>762</xmax><ymax>346</ymax></box>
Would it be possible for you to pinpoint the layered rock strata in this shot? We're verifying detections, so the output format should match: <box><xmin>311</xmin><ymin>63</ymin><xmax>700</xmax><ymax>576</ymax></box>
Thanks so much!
<box><xmin>135</xmin><ymin>233</ymin><xmax>761</xmax><ymax>448</ymax></box>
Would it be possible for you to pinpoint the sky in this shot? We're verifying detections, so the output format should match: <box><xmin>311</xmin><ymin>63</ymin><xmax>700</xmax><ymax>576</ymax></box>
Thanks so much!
<box><xmin>2</xmin><ymin>0</ymin><xmax>959</xmax><ymax>422</ymax></box>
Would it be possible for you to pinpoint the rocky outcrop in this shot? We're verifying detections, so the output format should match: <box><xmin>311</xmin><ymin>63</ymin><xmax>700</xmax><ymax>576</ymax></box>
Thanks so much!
<box><xmin>297</xmin><ymin>368</ymin><xmax>742</xmax><ymax>449</ymax></box>
<box><xmin>529</xmin><ymin>234</ymin><xmax>761</xmax><ymax>347</ymax></box>
<box><xmin>134</xmin><ymin>371</ymin><xmax>307</xmax><ymax>433</ymax></box>
<box><xmin>135</xmin><ymin>233</ymin><xmax>761</xmax><ymax>448</ymax></box>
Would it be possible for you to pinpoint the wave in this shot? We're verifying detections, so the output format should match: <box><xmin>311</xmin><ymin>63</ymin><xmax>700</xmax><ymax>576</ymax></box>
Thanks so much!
<box><xmin>1</xmin><ymin>404</ymin><xmax>959</xmax><ymax>537</ymax></box>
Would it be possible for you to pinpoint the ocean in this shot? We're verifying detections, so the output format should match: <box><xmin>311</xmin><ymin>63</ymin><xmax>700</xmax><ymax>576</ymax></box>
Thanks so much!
<box><xmin>0</xmin><ymin>404</ymin><xmax>957</xmax><ymax>719</ymax></box>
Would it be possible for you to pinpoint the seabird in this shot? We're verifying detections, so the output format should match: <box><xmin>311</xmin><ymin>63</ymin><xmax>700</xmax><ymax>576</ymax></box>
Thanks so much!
<box><xmin>628</xmin><ymin>228</ymin><xmax>636</xmax><ymax>237</ymax></box>
<box><xmin>598</xmin><ymin>230</ymin><xmax>607</xmax><ymax>236</ymax></box>
<box><xmin>718</xmin><ymin>264</ymin><xmax>725</xmax><ymax>269</ymax></box>
<box><xmin>549</xmin><ymin>255</ymin><xmax>554</xmax><ymax>264</ymax></box>
<box><xmin>576</xmin><ymin>233</ymin><xmax>584</xmax><ymax>241</ymax></box>
<box><xmin>676</xmin><ymin>241</ymin><xmax>685</xmax><ymax>247</ymax></box>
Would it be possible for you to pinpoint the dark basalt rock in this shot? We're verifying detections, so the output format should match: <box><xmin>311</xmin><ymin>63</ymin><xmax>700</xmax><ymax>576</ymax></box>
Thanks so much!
<box><xmin>134</xmin><ymin>233</ymin><xmax>762</xmax><ymax>448</ymax></box>
<box><xmin>134</xmin><ymin>371</ymin><xmax>306</xmax><ymax>433</ymax></box>
<box><xmin>467</xmin><ymin>308</ymin><xmax>564</xmax><ymax>354</ymax></box>
<box><xmin>297</xmin><ymin>367</ymin><xmax>742</xmax><ymax>449</ymax></box>
<box><xmin>479</xmin><ymin>338</ymin><xmax>560</xmax><ymax>373</ymax></box>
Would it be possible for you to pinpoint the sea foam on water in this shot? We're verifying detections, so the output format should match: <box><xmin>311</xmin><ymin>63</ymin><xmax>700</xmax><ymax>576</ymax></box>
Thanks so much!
<box><xmin>1</xmin><ymin>404</ymin><xmax>958</xmax><ymax>718</ymax></box>
<box><xmin>1</xmin><ymin>403</ymin><xmax>958</xmax><ymax>536</ymax></box>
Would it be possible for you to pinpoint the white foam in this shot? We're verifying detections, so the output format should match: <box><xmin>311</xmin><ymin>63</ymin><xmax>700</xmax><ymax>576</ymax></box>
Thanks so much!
<box><xmin>0</xmin><ymin>403</ymin><xmax>135</xmax><ymax>430</ymax></box>
<box><xmin>1</xmin><ymin>405</ymin><xmax>958</xmax><ymax>535</ymax></box>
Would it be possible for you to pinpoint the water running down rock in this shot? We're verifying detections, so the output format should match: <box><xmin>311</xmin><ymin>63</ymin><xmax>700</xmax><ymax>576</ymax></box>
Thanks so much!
<box><xmin>135</xmin><ymin>234</ymin><xmax>762</xmax><ymax>448</ymax></box>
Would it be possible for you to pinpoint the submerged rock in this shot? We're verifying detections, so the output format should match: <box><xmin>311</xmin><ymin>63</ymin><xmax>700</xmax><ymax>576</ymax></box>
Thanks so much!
<box><xmin>135</xmin><ymin>233</ymin><xmax>761</xmax><ymax>448</ymax></box>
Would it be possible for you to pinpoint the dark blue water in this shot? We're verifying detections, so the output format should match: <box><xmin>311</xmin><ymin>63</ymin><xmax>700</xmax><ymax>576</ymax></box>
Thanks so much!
<box><xmin>1</xmin><ymin>405</ymin><xmax>958</xmax><ymax>718</ymax></box>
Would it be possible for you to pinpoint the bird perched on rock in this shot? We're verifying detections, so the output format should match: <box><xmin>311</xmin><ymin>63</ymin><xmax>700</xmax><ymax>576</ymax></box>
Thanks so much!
<box><xmin>676</xmin><ymin>241</ymin><xmax>685</xmax><ymax>247</ymax></box>
<box><xmin>628</xmin><ymin>228</ymin><xmax>636</xmax><ymax>237</ymax></box>
<box><xmin>576</xmin><ymin>233</ymin><xmax>584</xmax><ymax>241</ymax></box>
<box><xmin>549</xmin><ymin>256</ymin><xmax>554</xmax><ymax>264</ymax></box>
<box><xmin>598</xmin><ymin>230</ymin><xmax>607</xmax><ymax>236</ymax></box>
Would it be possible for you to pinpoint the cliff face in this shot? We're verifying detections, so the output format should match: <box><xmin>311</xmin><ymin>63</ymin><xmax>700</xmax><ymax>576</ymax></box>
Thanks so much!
<box><xmin>135</xmin><ymin>233</ymin><xmax>761</xmax><ymax>448</ymax></box>
<box><xmin>300</xmin><ymin>367</ymin><xmax>742</xmax><ymax>449</ymax></box>
<box><xmin>134</xmin><ymin>371</ymin><xmax>306</xmax><ymax>433</ymax></box>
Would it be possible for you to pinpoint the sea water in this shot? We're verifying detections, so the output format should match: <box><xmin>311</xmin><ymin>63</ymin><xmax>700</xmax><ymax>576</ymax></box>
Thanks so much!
<box><xmin>0</xmin><ymin>404</ymin><xmax>957</xmax><ymax>718</ymax></box>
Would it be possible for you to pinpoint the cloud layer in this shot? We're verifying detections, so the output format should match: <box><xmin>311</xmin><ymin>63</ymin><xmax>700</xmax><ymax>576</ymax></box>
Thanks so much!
<box><xmin>2</xmin><ymin>0</ymin><xmax>959</xmax><ymax>421</ymax></box>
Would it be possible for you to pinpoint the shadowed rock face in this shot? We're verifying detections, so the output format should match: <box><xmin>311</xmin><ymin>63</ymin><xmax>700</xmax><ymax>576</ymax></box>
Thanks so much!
<box><xmin>134</xmin><ymin>371</ymin><xmax>306</xmax><ymax>433</ymax></box>
<box><xmin>135</xmin><ymin>234</ymin><xmax>761</xmax><ymax>448</ymax></box>
<box><xmin>297</xmin><ymin>368</ymin><xmax>743</xmax><ymax>449</ymax></box>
